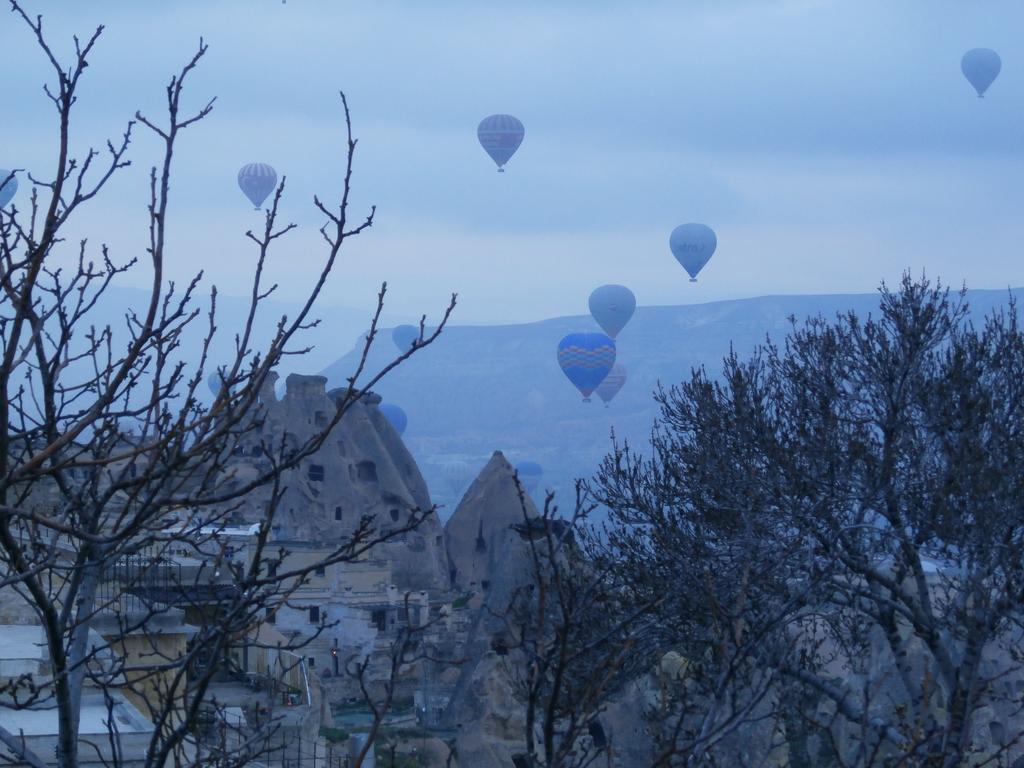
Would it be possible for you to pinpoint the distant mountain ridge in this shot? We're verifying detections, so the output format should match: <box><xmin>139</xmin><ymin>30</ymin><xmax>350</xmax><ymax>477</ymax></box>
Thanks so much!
<box><xmin>92</xmin><ymin>286</ymin><xmax>410</xmax><ymax>384</ymax></box>
<box><xmin>321</xmin><ymin>288</ymin><xmax>1022</xmax><ymax>516</ymax></box>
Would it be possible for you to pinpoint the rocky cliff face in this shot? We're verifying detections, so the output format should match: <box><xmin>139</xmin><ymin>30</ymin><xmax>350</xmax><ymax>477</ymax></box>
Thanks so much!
<box><xmin>442</xmin><ymin>452</ymin><xmax>541</xmax><ymax>764</ymax></box>
<box><xmin>444</xmin><ymin>450</ymin><xmax>538</xmax><ymax>605</ymax></box>
<box><xmin>225</xmin><ymin>373</ymin><xmax>449</xmax><ymax>592</ymax></box>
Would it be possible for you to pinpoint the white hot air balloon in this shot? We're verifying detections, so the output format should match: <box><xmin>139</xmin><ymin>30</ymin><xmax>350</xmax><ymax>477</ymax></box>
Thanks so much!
<box><xmin>442</xmin><ymin>459</ymin><xmax>472</xmax><ymax>500</ymax></box>
<box><xmin>237</xmin><ymin>163</ymin><xmax>278</xmax><ymax>209</ymax></box>
<box><xmin>669</xmin><ymin>223</ymin><xmax>717</xmax><ymax>282</ymax></box>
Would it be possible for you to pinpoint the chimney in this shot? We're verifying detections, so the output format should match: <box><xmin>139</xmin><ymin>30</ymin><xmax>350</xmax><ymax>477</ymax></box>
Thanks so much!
<box><xmin>258</xmin><ymin>371</ymin><xmax>279</xmax><ymax>405</ymax></box>
<box><xmin>285</xmin><ymin>374</ymin><xmax>327</xmax><ymax>400</ymax></box>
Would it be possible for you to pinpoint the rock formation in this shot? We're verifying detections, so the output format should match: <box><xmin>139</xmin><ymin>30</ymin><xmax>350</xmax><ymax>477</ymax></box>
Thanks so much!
<box><xmin>444</xmin><ymin>450</ymin><xmax>538</xmax><ymax>606</ymax></box>
<box><xmin>442</xmin><ymin>452</ymin><xmax>540</xmax><ymax>765</ymax></box>
<box><xmin>225</xmin><ymin>373</ymin><xmax>449</xmax><ymax>592</ymax></box>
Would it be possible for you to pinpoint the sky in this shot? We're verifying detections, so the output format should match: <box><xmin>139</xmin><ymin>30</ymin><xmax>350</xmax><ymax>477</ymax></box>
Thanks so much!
<box><xmin>2</xmin><ymin>0</ymin><xmax>1023</xmax><ymax>326</ymax></box>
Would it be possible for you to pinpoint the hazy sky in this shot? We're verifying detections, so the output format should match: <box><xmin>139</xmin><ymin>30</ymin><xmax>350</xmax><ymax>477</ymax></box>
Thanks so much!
<box><xmin>3</xmin><ymin>0</ymin><xmax>1022</xmax><ymax>325</ymax></box>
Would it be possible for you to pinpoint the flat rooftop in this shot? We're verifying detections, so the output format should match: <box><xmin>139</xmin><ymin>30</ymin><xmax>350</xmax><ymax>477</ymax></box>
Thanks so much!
<box><xmin>0</xmin><ymin>625</ymin><xmax>45</xmax><ymax>661</ymax></box>
<box><xmin>0</xmin><ymin>693</ymin><xmax>152</xmax><ymax>736</ymax></box>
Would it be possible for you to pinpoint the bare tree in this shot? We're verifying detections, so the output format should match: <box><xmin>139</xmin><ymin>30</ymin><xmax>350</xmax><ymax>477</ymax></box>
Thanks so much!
<box><xmin>589</xmin><ymin>276</ymin><xmax>1024</xmax><ymax>767</ymax></box>
<box><xmin>345</xmin><ymin>593</ymin><xmax>459</xmax><ymax>768</ymax></box>
<box><xmin>503</xmin><ymin>481</ymin><xmax>657</xmax><ymax>768</ymax></box>
<box><xmin>591</xmin><ymin>393</ymin><xmax>810</xmax><ymax>767</ymax></box>
<box><xmin>0</xmin><ymin>5</ymin><xmax>453</xmax><ymax>767</ymax></box>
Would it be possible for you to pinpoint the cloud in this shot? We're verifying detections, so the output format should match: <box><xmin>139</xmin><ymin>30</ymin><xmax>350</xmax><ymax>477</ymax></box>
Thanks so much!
<box><xmin>2</xmin><ymin>0</ymin><xmax>1022</xmax><ymax>323</ymax></box>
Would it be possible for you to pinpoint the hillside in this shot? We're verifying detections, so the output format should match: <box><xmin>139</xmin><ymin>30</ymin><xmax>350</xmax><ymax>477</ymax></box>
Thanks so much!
<box><xmin>321</xmin><ymin>288</ymin><xmax>1020</xmax><ymax>516</ymax></box>
<box><xmin>85</xmin><ymin>286</ymin><xmax>409</xmax><ymax>385</ymax></box>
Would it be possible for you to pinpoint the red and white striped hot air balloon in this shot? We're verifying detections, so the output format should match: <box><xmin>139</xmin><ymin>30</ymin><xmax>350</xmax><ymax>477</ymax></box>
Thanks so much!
<box><xmin>595</xmin><ymin>364</ymin><xmax>627</xmax><ymax>407</ymax></box>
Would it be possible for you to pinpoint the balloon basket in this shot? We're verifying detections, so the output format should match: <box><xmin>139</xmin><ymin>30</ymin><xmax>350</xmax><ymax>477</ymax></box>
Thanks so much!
<box><xmin>254</xmin><ymin>206</ymin><xmax>261</xmax><ymax>211</ymax></box>
<box><xmin>689</xmin><ymin>278</ymin><xmax>697</xmax><ymax>283</ymax></box>
<box><xmin>582</xmin><ymin>397</ymin><xmax>591</xmax><ymax>403</ymax></box>
<box><xmin>497</xmin><ymin>168</ymin><xmax>505</xmax><ymax>173</ymax></box>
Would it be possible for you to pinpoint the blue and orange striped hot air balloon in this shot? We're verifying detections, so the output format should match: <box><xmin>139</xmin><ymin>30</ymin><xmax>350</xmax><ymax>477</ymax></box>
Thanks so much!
<box><xmin>557</xmin><ymin>333</ymin><xmax>616</xmax><ymax>402</ymax></box>
<box><xmin>477</xmin><ymin>114</ymin><xmax>524</xmax><ymax>172</ymax></box>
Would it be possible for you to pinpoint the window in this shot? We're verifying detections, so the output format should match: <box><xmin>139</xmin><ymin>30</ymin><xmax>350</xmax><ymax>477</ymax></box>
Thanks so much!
<box><xmin>371</xmin><ymin>609</ymin><xmax>386</xmax><ymax>632</ymax></box>
<box><xmin>268</xmin><ymin>561</ymin><xmax>278</xmax><ymax>577</ymax></box>
<box><xmin>335</xmin><ymin>506</ymin><xmax>343</xmax><ymax>521</ymax></box>
<box><xmin>397</xmin><ymin>607</ymin><xmax>408</xmax><ymax>622</ymax></box>
<box><xmin>266</xmin><ymin>609</ymin><xmax>276</xmax><ymax>625</ymax></box>
<box><xmin>356</xmin><ymin>461</ymin><xmax>377</xmax><ymax>482</ymax></box>
<box><xmin>307</xmin><ymin>656</ymin><xmax>316</xmax><ymax>668</ymax></box>
<box><xmin>307</xmin><ymin>464</ymin><xmax>325</xmax><ymax>482</ymax></box>
<box><xmin>389</xmin><ymin>508</ymin><xmax>400</xmax><ymax>522</ymax></box>
<box><xmin>482</xmin><ymin>580</ymin><xmax>491</xmax><ymax>591</ymax></box>
<box><xmin>309</xmin><ymin>606</ymin><xmax>320</xmax><ymax>624</ymax></box>
<box><xmin>315</xmin><ymin>565</ymin><xmax>326</xmax><ymax>577</ymax></box>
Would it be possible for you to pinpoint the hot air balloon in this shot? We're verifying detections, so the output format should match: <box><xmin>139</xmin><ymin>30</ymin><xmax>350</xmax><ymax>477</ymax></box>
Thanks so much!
<box><xmin>669</xmin><ymin>223</ymin><xmax>717</xmax><ymax>282</ymax></box>
<box><xmin>392</xmin><ymin>325</ymin><xmax>419</xmax><ymax>353</ymax></box>
<box><xmin>477</xmin><ymin>114</ymin><xmax>524</xmax><ymax>172</ymax></box>
<box><xmin>0</xmin><ymin>170</ymin><xmax>17</xmax><ymax>208</ymax></box>
<box><xmin>207</xmin><ymin>370</ymin><xmax>225</xmax><ymax>396</ymax></box>
<box><xmin>515</xmin><ymin>461</ymin><xmax>543</xmax><ymax>494</ymax></box>
<box><xmin>557</xmin><ymin>333</ymin><xmax>616</xmax><ymax>402</ymax></box>
<box><xmin>595</xmin><ymin>364</ymin><xmax>627</xmax><ymax>407</ymax></box>
<box><xmin>961</xmin><ymin>48</ymin><xmax>1001</xmax><ymax>98</ymax></box>
<box><xmin>379</xmin><ymin>403</ymin><xmax>408</xmax><ymax>436</ymax></box>
<box><xmin>237</xmin><ymin>163</ymin><xmax>278</xmax><ymax>210</ymax></box>
<box><xmin>589</xmin><ymin>285</ymin><xmax>636</xmax><ymax>339</ymax></box>
<box><xmin>442</xmin><ymin>459</ymin><xmax>472</xmax><ymax>499</ymax></box>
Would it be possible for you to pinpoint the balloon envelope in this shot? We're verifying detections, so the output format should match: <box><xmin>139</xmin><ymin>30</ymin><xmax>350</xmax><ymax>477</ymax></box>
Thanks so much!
<box><xmin>207</xmin><ymin>371</ymin><xmax>224</xmax><ymax>396</ymax></box>
<box><xmin>477</xmin><ymin>114</ymin><xmax>524</xmax><ymax>171</ymax></box>
<box><xmin>0</xmin><ymin>170</ymin><xmax>17</xmax><ymax>208</ymax></box>
<box><xmin>961</xmin><ymin>48</ymin><xmax>1001</xmax><ymax>97</ymax></box>
<box><xmin>669</xmin><ymin>223</ymin><xmax>717</xmax><ymax>282</ymax></box>
<box><xmin>237</xmin><ymin>163</ymin><xmax>277</xmax><ymax>209</ymax></box>
<box><xmin>557</xmin><ymin>333</ymin><xmax>616</xmax><ymax>401</ymax></box>
<box><xmin>392</xmin><ymin>325</ymin><xmax>419</xmax><ymax>353</ymax></box>
<box><xmin>442</xmin><ymin>459</ymin><xmax>472</xmax><ymax>497</ymax></box>
<box><xmin>589</xmin><ymin>285</ymin><xmax>636</xmax><ymax>339</ymax></box>
<box><xmin>595</xmin><ymin>364</ymin><xmax>627</xmax><ymax>405</ymax></box>
<box><xmin>515</xmin><ymin>461</ymin><xmax>543</xmax><ymax>494</ymax></box>
<box><xmin>379</xmin><ymin>403</ymin><xmax>408</xmax><ymax>436</ymax></box>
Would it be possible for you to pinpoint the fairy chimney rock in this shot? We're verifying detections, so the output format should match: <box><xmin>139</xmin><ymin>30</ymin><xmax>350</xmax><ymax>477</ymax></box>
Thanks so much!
<box><xmin>224</xmin><ymin>375</ymin><xmax>448</xmax><ymax>592</ymax></box>
<box><xmin>444</xmin><ymin>450</ymin><xmax>538</xmax><ymax>600</ymax></box>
